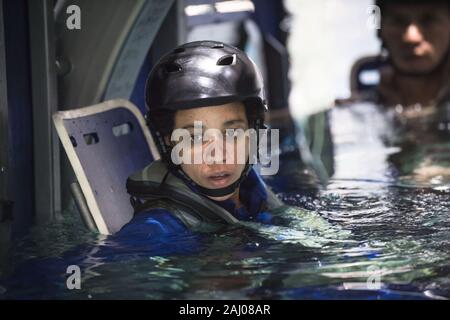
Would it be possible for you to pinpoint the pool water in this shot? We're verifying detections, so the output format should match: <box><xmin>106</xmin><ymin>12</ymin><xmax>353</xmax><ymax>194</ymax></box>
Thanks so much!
<box><xmin>1</xmin><ymin>103</ymin><xmax>449</xmax><ymax>299</ymax></box>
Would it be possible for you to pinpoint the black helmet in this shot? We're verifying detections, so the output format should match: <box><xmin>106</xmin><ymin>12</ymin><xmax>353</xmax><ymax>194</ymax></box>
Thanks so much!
<box><xmin>146</xmin><ymin>40</ymin><xmax>267</xmax><ymax>112</ymax></box>
<box><xmin>145</xmin><ymin>40</ymin><xmax>268</xmax><ymax>198</ymax></box>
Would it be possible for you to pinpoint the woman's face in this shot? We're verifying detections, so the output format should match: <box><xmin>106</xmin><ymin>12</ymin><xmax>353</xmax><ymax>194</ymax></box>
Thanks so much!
<box><xmin>171</xmin><ymin>102</ymin><xmax>249</xmax><ymax>201</ymax></box>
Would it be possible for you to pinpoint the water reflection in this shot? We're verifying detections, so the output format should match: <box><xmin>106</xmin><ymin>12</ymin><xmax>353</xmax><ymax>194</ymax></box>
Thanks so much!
<box><xmin>1</xmin><ymin>99</ymin><xmax>449</xmax><ymax>299</ymax></box>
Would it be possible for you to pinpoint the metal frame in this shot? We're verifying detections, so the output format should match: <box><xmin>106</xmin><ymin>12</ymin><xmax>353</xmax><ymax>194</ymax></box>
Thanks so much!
<box><xmin>28</xmin><ymin>0</ymin><xmax>61</xmax><ymax>223</ymax></box>
<box><xmin>0</xmin><ymin>0</ymin><xmax>10</xmax><ymax>212</ymax></box>
<box><xmin>103</xmin><ymin>0</ymin><xmax>177</xmax><ymax>100</ymax></box>
<box><xmin>0</xmin><ymin>0</ymin><xmax>12</xmax><ymax>274</ymax></box>
<box><xmin>149</xmin><ymin>0</ymin><xmax>186</xmax><ymax>65</ymax></box>
<box><xmin>176</xmin><ymin>0</ymin><xmax>187</xmax><ymax>45</ymax></box>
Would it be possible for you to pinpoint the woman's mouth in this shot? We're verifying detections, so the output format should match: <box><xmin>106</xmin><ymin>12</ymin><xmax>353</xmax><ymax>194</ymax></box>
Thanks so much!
<box><xmin>207</xmin><ymin>172</ymin><xmax>233</xmax><ymax>187</ymax></box>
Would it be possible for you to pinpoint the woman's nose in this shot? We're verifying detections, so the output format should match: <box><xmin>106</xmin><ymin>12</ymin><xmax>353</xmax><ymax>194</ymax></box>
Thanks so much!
<box><xmin>204</xmin><ymin>132</ymin><xmax>236</xmax><ymax>164</ymax></box>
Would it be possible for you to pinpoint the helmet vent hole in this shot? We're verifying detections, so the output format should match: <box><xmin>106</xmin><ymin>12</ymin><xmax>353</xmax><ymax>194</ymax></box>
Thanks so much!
<box><xmin>165</xmin><ymin>62</ymin><xmax>182</xmax><ymax>73</ymax></box>
<box><xmin>172</xmin><ymin>47</ymin><xmax>185</xmax><ymax>54</ymax></box>
<box><xmin>217</xmin><ymin>54</ymin><xmax>236</xmax><ymax>66</ymax></box>
<box><xmin>212</xmin><ymin>43</ymin><xmax>224</xmax><ymax>49</ymax></box>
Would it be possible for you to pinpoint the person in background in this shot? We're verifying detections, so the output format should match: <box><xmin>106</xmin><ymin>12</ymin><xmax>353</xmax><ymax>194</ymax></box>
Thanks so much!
<box><xmin>376</xmin><ymin>0</ymin><xmax>450</xmax><ymax>109</ymax></box>
<box><xmin>334</xmin><ymin>0</ymin><xmax>450</xmax><ymax>182</ymax></box>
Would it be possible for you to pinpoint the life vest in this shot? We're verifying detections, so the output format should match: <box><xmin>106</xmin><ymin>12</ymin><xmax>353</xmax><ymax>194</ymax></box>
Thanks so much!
<box><xmin>126</xmin><ymin>160</ymin><xmax>284</xmax><ymax>229</ymax></box>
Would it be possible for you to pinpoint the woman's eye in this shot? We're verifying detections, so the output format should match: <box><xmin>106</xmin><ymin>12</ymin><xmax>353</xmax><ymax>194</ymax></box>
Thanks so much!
<box><xmin>224</xmin><ymin>130</ymin><xmax>236</xmax><ymax>139</ymax></box>
<box><xmin>225</xmin><ymin>130</ymin><xmax>234</xmax><ymax>138</ymax></box>
<box><xmin>225</xmin><ymin>129</ymin><xmax>244</xmax><ymax>140</ymax></box>
<box><xmin>190</xmin><ymin>134</ymin><xmax>203</xmax><ymax>143</ymax></box>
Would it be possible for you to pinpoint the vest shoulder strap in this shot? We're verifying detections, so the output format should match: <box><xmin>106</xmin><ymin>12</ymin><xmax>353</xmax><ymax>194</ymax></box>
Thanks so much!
<box><xmin>127</xmin><ymin>160</ymin><xmax>284</xmax><ymax>226</ymax></box>
<box><xmin>133</xmin><ymin>198</ymin><xmax>206</xmax><ymax>230</ymax></box>
<box><xmin>127</xmin><ymin>160</ymin><xmax>239</xmax><ymax>225</ymax></box>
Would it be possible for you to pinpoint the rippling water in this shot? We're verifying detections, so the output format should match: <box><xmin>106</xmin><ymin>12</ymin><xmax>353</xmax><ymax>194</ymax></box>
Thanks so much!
<box><xmin>1</xmin><ymin>102</ymin><xmax>449</xmax><ymax>299</ymax></box>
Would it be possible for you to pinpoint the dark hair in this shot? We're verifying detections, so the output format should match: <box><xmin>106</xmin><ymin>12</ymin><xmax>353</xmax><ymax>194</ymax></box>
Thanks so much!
<box><xmin>149</xmin><ymin>99</ymin><xmax>265</xmax><ymax>140</ymax></box>
<box><xmin>376</xmin><ymin>0</ymin><xmax>450</xmax><ymax>42</ymax></box>
<box><xmin>376</xmin><ymin>0</ymin><xmax>450</xmax><ymax>11</ymax></box>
